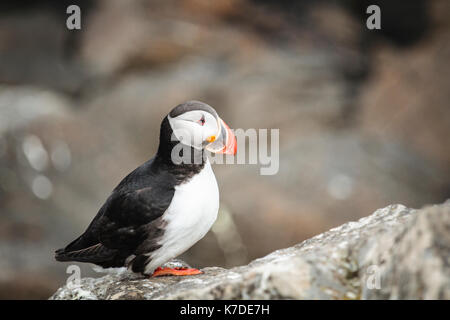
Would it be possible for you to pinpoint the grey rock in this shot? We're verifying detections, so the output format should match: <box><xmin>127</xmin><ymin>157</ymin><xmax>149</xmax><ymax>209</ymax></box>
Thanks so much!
<box><xmin>50</xmin><ymin>201</ymin><xmax>450</xmax><ymax>300</ymax></box>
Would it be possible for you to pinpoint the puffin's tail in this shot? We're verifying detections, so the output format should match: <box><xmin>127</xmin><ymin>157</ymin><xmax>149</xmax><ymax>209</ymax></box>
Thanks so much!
<box><xmin>55</xmin><ymin>243</ymin><xmax>117</xmax><ymax>264</ymax></box>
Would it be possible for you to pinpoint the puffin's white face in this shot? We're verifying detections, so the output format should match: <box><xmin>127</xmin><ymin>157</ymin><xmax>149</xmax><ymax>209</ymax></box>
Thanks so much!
<box><xmin>167</xmin><ymin>101</ymin><xmax>236</xmax><ymax>155</ymax></box>
<box><xmin>168</xmin><ymin>110</ymin><xmax>219</xmax><ymax>150</ymax></box>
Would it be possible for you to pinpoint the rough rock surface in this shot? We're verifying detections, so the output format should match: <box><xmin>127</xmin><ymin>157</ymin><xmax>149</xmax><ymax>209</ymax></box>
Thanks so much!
<box><xmin>50</xmin><ymin>201</ymin><xmax>449</xmax><ymax>300</ymax></box>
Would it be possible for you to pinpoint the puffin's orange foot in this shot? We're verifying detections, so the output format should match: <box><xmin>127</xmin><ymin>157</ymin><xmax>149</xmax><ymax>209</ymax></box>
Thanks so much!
<box><xmin>151</xmin><ymin>267</ymin><xmax>203</xmax><ymax>277</ymax></box>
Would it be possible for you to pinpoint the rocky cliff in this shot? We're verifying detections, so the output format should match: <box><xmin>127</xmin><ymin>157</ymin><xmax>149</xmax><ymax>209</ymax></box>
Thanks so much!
<box><xmin>50</xmin><ymin>201</ymin><xmax>450</xmax><ymax>300</ymax></box>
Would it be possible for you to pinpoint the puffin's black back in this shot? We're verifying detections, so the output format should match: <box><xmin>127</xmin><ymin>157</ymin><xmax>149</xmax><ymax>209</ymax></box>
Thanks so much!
<box><xmin>55</xmin><ymin>116</ymin><xmax>206</xmax><ymax>270</ymax></box>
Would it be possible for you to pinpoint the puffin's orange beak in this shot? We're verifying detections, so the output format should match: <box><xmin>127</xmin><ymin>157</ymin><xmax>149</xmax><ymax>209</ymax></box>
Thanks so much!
<box><xmin>217</xmin><ymin>119</ymin><xmax>237</xmax><ymax>155</ymax></box>
<box><xmin>206</xmin><ymin>118</ymin><xmax>237</xmax><ymax>155</ymax></box>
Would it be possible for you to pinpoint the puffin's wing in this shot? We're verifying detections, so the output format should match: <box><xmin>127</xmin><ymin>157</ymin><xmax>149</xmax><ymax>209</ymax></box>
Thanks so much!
<box><xmin>55</xmin><ymin>184</ymin><xmax>174</xmax><ymax>266</ymax></box>
<box><xmin>98</xmin><ymin>185</ymin><xmax>173</xmax><ymax>250</ymax></box>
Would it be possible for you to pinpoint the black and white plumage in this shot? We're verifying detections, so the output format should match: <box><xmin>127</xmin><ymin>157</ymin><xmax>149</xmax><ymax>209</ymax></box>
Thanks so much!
<box><xmin>55</xmin><ymin>101</ymin><xmax>236</xmax><ymax>275</ymax></box>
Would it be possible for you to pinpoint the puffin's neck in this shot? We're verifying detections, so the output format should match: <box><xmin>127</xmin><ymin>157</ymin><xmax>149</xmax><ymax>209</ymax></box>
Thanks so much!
<box><xmin>155</xmin><ymin>116</ymin><xmax>206</xmax><ymax>181</ymax></box>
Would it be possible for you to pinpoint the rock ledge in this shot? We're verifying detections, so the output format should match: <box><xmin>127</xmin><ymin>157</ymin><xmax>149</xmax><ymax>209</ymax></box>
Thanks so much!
<box><xmin>50</xmin><ymin>202</ymin><xmax>449</xmax><ymax>300</ymax></box>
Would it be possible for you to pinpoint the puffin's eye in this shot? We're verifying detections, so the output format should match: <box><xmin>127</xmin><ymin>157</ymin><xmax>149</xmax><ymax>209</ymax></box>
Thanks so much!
<box><xmin>198</xmin><ymin>115</ymin><xmax>205</xmax><ymax>126</ymax></box>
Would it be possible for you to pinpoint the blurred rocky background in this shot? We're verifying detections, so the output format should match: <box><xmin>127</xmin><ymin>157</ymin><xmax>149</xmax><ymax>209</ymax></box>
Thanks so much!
<box><xmin>0</xmin><ymin>0</ymin><xmax>449</xmax><ymax>299</ymax></box>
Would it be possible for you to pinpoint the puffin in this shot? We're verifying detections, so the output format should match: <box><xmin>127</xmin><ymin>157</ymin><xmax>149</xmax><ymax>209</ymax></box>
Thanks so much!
<box><xmin>55</xmin><ymin>101</ymin><xmax>237</xmax><ymax>277</ymax></box>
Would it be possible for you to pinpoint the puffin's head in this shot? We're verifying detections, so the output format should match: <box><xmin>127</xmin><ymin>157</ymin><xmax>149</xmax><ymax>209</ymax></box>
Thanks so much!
<box><xmin>167</xmin><ymin>100</ymin><xmax>236</xmax><ymax>155</ymax></box>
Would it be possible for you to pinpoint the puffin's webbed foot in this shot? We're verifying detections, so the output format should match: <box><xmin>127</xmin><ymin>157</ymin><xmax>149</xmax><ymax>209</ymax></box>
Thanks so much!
<box><xmin>150</xmin><ymin>259</ymin><xmax>203</xmax><ymax>277</ymax></box>
<box><xmin>151</xmin><ymin>267</ymin><xmax>203</xmax><ymax>277</ymax></box>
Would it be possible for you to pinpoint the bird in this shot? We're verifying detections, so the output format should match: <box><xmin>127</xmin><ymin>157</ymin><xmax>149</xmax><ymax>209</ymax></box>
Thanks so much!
<box><xmin>55</xmin><ymin>100</ymin><xmax>237</xmax><ymax>277</ymax></box>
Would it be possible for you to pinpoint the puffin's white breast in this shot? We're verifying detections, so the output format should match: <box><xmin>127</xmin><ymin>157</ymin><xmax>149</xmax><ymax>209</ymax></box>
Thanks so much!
<box><xmin>145</xmin><ymin>159</ymin><xmax>219</xmax><ymax>273</ymax></box>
